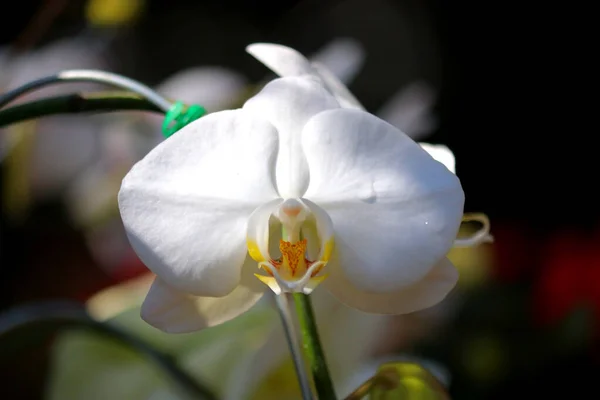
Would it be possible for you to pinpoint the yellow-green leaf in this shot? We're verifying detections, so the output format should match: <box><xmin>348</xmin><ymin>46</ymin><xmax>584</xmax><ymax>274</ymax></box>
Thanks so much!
<box><xmin>366</xmin><ymin>362</ymin><xmax>450</xmax><ymax>400</ymax></box>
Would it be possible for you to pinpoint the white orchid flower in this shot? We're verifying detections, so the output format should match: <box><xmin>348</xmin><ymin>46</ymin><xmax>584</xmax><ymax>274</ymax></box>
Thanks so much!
<box><xmin>118</xmin><ymin>71</ymin><xmax>465</xmax><ymax>333</ymax></box>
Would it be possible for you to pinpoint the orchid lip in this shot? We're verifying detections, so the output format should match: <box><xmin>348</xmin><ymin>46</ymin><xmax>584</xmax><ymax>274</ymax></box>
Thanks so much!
<box><xmin>246</xmin><ymin>198</ymin><xmax>334</xmax><ymax>295</ymax></box>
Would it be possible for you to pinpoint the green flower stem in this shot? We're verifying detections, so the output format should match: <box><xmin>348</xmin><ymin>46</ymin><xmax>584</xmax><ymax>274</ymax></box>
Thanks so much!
<box><xmin>0</xmin><ymin>91</ymin><xmax>162</xmax><ymax>128</ymax></box>
<box><xmin>274</xmin><ymin>293</ymin><xmax>315</xmax><ymax>400</ymax></box>
<box><xmin>292</xmin><ymin>293</ymin><xmax>337</xmax><ymax>400</ymax></box>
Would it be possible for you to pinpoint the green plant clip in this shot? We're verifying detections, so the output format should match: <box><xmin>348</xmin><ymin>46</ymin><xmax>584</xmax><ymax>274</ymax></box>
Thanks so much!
<box><xmin>162</xmin><ymin>101</ymin><xmax>206</xmax><ymax>138</ymax></box>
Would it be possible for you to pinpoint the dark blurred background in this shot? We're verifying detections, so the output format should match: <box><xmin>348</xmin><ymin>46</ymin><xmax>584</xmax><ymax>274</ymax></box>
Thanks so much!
<box><xmin>1</xmin><ymin>0</ymin><xmax>589</xmax><ymax>399</ymax></box>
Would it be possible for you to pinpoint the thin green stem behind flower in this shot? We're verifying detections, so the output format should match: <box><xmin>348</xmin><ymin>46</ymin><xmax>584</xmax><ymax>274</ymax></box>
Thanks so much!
<box><xmin>293</xmin><ymin>293</ymin><xmax>337</xmax><ymax>400</ymax></box>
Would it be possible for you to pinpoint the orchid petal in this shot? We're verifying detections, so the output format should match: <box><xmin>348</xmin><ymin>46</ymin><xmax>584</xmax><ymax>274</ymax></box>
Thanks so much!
<box><xmin>141</xmin><ymin>260</ymin><xmax>265</xmax><ymax>333</ymax></box>
<box><xmin>418</xmin><ymin>143</ymin><xmax>456</xmax><ymax>174</ymax></box>
<box><xmin>247</xmin><ymin>42</ymin><xmax>365</xmax><ymax>111</ymax></box>
<box><xmin>324</xmin><ymin>258</ymin><xmax>459</xmax><ymax>314</ymax></box>
<box><xmin>303</xmin><ymin>109</ymin><xmax>464</xmax><ymax>292</ymax></box>
<box><xmin>243</xmin><ymin>77</ymin><xmax>339</xmax><ymax>198</ymax></box>
<box><xmin>119</xmin><ymin>110</ymin><xmax>279</xmax><ymax>296</ymax></box>
<box><xmin>246</xmin><ymin>43</ymin><xmax>315</xmax><ymax>77</ymax></box>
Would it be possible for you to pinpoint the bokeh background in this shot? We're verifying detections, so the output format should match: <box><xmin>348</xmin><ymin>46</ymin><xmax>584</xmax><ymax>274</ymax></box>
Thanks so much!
<box><xmin>0</xmin><ymin>0</ymin><xmax>589</xmax><ymax>399</ymax></box>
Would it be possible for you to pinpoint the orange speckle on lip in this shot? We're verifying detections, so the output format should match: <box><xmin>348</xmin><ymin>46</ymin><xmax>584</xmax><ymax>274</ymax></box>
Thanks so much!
<box><xmin>279</xmin><ymin>239</ymin><xmax>307</xmax><ymax>276</ymax></box>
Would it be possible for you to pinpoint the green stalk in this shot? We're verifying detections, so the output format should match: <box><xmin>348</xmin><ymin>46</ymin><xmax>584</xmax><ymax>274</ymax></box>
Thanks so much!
<box><xmin>292</xmin><ymin>293</ymin><xmax>337</xmax><ymax>400</ymax></box>
<box><xmin>0</xmin><ymin>91</ymin><xmax>161</xmax><ymax>127</ymax></box>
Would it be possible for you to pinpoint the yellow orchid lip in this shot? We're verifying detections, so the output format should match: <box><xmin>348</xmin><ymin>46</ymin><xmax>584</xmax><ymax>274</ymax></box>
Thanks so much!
<box><xmin>255</xmin><ymin>239</ymin><xmax>329</xmax><ymax>295</ymax></box>
<box><xmin>272</xmin><ymin>239</ymin><xmax>324</xmax><ymax>279</ymax></box>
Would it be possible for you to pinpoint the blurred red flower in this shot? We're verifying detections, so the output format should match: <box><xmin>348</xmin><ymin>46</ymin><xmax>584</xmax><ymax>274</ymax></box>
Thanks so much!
<box><xmin>533</xmin><ymin>230</ymin><xmax>600</xmax><ymax>332</ymax></box>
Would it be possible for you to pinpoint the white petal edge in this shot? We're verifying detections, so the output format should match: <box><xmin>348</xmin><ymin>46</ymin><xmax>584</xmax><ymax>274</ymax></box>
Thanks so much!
<box><xmin>246</xmin><ymin>43</ymin><xmax>315</xmax><ymax>77</ymax></box>
<box><xmin>419</xmin><ymin>143</ymin><xmax>456</xmax><ymax>174</ymax></box>
<box><xmin>247</xmin><ymin>42</ymin><xmax>365</xmax><ymax>110</ymax></box>
<box><xmin>243</xmin><ymin>76</ymin><xmax>339</xmax><ymax>198</ymax></box>
<box><xmin>324</xmin><ymin>257</ymin><xmax>459</xmax><ymax>314</ymax></box>
<box><xmin>303</xmin><ymin>108</ymin><xmax>464</xmax><ymax>292</ymax></box>
<box><xmin>118</xmin><ymin>109</ymin><xmax>279</xmax><ymax>296</ymax></box>
<box><xmin>141</xmin><ymin>259</ymin><xmax>266</xmax><ymax>333</ymax></box>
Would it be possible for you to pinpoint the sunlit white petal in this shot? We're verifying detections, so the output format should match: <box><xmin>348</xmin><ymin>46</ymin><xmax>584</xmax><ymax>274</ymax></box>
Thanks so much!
<box><xmin>418</xmin><ymin>143</ymin><xmax>456</xmax><ymax>174</ymax></box>
<box><xmin>324</xmin><ymin>258</ymin><xmax>459</xmax><ymax>314</ymax></box>
<box><xmin>303</xmin><ymin>108</ymin><xmax>464</xmax><ymax>292</ymax></box>
<box><xmin>246</xmin><ymin>43</ymin><xmax>315</xmax><ymax>77</ymax></box>
<box><xmin>119</xmin><ymin>110</ymin><xmax>279</xmax><ymax>296</ymax></box>
<box><xmin>141</xmin><ymin>260</ymin><xmax>265</xmax><ymax>333</ymax></box>
<box><xmin>247</xmin><ymin>41</ymin><xmax>365</xmax><ymax>111</ymax></box>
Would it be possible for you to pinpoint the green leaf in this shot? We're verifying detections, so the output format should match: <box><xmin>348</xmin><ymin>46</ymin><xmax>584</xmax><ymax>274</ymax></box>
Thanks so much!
<box><xmin>47</xmin><ymin>301</ymin><xmax>276</xmax><ymax>400</ymax></box>
<box><xmin>368</xmin><ymin>362</ymin><xmax>450</xmax><ymax>400</ymax></box>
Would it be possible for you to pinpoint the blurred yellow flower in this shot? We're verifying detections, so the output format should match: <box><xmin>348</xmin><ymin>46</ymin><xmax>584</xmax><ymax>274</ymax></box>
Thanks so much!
<box><xmin>86</xmin><ymin>0</ymin><xmax>145</xmax><ymax>26</ymax></box>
